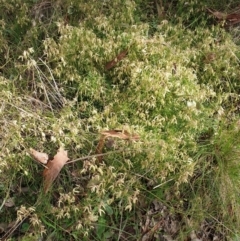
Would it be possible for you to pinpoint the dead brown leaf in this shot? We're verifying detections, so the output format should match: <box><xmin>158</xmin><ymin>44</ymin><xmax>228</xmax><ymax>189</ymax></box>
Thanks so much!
<box><xmin>207</xmin><ymin>8</ymin><xmax>240</xmax><ymax>26</ymax></box>
<box><xmin>95</xmin><ymin>135</ymin><xmax>107</xmax><ymax>163</ymax></box>
<box><xmin>95</xmin><ymin>129</ymin><xmax>140</xmax><ymax>162</ymax></box>
<box><xmin>43</xmin><ymin>147</ymin><xmax>69</xmax><ymax>193</ymax></box>
<box><xmin>207</xmin><ymin>8</ymin><xmax>227</xmax><ymax>20</ymax></box>
<box><xmin>101</xmin><ymin>129</ymin><xmax>140</xmax><ymax>140</ymax></box>
<box><xmin>226</xmin><ymin>13</ymin><xmax>240</xmax><ymax>25</ymax></box>
<box><xmin>155</xmin><ymin>0</ymin><xmax>165</xmax><ymax>19</ymax></box>
<box><xmin>105</xmin><ymin>49</ymin><xmax>128</xmax><ymax>70</ymax></box>
<box><xmin>204</xmin><ymin>52</ymin><xmax>216</xmax><ymax>64</ymax></box>
<box><xmin>29</xmin><ymin>148</ymin><xmax>49</xmax><ymax>164</ymax></box>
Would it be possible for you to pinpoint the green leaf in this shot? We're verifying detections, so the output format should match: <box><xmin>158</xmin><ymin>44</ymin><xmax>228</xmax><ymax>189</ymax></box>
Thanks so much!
<box><xmin>96</xmin><ymin>216</ymin><xmax>107</xmax><ymax>239</ymax></box>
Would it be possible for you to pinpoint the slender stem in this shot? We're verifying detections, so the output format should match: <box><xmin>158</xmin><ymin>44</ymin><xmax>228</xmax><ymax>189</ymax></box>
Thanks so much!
<box><xmin>66</xmin><ymin>149</ymin><xmax>127</xmax><ymax>165</ymax></box>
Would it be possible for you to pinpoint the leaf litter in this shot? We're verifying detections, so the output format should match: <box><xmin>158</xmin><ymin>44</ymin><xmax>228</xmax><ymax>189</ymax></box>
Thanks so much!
<box><xmin>43</xmin><ymin>147</ymin><xmax>69</xmax><ymax>193</ymax></box>
<box><xmin>29</xmin><ymin>130</ymin><xmax>139</xmax><ymax>193</ymax></box>
<box><xmin>95</xmin><ymin>129</ymin><xmax>140</xmax><ymax>162</ymax></box>
<box><xmin>29</xmin><ymin>148</ymin><xmax>49</xmax><ymax>164</ymax></box>
<box><xmin>140</xmin><ymin>199</ymin><xmax>225</xmax><ymax>241</ymax></box>
<box><xmin>207</xmin><ymin>7</ymin><xmax>240</xmax><ymax>26</ymax></box>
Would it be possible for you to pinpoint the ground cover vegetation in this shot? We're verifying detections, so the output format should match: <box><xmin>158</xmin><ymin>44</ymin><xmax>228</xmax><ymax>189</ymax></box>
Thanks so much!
<box><xmin>1</xmin><ymin>0</ymin><xmax>240</xmax><ymax>240</ymax></box>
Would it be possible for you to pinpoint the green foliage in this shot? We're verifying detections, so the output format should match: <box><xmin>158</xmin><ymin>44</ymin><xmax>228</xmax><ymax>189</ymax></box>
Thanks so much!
<box><xmin>1</xmin><ymin>0</ymin><xmax>240</xmax><ymax>240</ymax></box>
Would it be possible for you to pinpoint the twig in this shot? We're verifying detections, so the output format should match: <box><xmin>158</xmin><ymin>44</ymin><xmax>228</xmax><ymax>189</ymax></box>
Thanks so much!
<box><xmin>66</xmin><ymin>149</ymin><xmax>128</xmax><ymax>165</ymax></box>
<box><xmin>1</xmin><ymin>197</ymin><xmax>43</xmax><ymax>240</ymax></box>
<box><xmin>1</xmin><ymin>217</ymin><xmax>27</xmax><ymax>241</ymax></box>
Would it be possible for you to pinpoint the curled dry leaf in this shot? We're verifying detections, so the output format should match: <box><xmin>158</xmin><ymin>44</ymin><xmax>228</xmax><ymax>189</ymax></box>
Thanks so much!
<box><xmin>43</xmin><ymin>147</ymin><xmax>69</xmax><ymax>193</ymax></box>
<box><xmin>96</xmin><ymin>129</ymin><xmax>140</xmax><ymax>162</ymax></box>
<box><xmin>101</xmin><ymin>129</ymin><xmax>140</xmax><ymax>140</ymax></box>
<box><xmin>226</xmin><ymin>13</ymin><xmax>240</xmax><ymax>25</ymax></box>
<box><xmin>29</xmin><ymin>148</ymin><xmax>49</xmax><ymax>164</ymax></box>
<box><xmin>207</xmin><ymin>8</ymin><xmax>227</xmax><ymax>20</ymax></box>
<box><xmin>96</xmin><ymin>135</ymin><xmax>107</xmax><ymax>161</ymax></box>
<box><xmin>204</xmin><ymin>52</ymin><xmax>216</xmax><ymax>64</ymax></box>
<box><xmin>207</xmin><ymin>8</ymin><xmax>240</xmax><ymax>26</ymax></box>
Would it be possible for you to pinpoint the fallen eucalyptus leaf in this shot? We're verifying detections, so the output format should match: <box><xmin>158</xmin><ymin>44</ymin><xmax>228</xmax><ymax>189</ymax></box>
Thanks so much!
<box><xmin>29</xmin><ymin>148</ymin><xmax>49</xmax><ymax>164</ymax></box>
<box><xmin>43</xmin><ymin>147</ymin><xmax>69</xmax><ymax>193</ymax></box>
